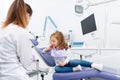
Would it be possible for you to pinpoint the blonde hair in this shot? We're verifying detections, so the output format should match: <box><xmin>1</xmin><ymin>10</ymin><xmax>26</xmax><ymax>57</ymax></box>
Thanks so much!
<box><xmin>2</xmin><ymin>0</ymin><xmax>32</xmax><ymax>28</ymax></box>
<box><xmin>50</xmin><ymin>31</ymin><xmax>68</xmax><ymax>50</ymax></box>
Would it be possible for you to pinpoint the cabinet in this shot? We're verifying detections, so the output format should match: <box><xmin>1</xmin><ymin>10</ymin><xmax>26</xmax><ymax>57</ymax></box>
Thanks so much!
<box><xmin>71</xmin><ymin>47</ymin><xmax>120</xmax><ymax>60</ymax></box>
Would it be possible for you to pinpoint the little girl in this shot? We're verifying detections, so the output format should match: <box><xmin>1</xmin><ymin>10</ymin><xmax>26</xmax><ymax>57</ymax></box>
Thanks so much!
<box><xmin>43</xmin><ymin>31</ymin><xmax>103</xmax><ymax>73</ymax></box>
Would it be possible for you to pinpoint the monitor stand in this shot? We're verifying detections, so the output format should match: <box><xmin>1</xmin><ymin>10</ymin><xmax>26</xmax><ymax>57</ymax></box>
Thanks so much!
<box><xmin>91</xmin><ymin>32</ymin><xmax>99</xmax><ymax>40</ymax></box>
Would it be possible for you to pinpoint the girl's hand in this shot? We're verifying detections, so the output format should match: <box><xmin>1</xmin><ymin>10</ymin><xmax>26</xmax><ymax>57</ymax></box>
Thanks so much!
<box><xmin>43</xmin><ymin>44</ymin><xmax>53</xmax><ymax>53</ymax></box>
<box><xmin>58</xmin><ymin>61</ymin><xmax>67</xmax><ymax>66</ymax></box>
<box><xmin>46</xmin><ymin>44</ymin><xmax>53</xmax><ymax>51</ymax></box>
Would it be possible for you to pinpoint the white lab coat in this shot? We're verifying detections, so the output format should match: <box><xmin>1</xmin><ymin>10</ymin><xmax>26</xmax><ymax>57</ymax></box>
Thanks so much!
<box><xmin>0</xmin><ymin>24</ymin><xmax>33</xmax><ymax>80</ymax></box>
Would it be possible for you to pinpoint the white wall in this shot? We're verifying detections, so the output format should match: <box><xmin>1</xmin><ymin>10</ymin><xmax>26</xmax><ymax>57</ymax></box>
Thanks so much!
<box><xmin>105</xmin><ymin>0</ymin><xmax>120</xmax><ymax>48</ymax></box>
<box><xmin>26</xmin><ymin>0</ymin><xmax>120</xmax><ymax>49</ymax></box>
<box><xmin>0</xmin><ymin>0</ymin><xmax>14</xmax><ymax>23</ymax></box>
<box><xmin>1</xmin><ymin>0</ymin><xmax>120</xmax><ymax>48</ymax></box>
<box><xmin>24</xmin><ymin>0</ymin><xmax>107</xmax><ymax>48</ymax></box>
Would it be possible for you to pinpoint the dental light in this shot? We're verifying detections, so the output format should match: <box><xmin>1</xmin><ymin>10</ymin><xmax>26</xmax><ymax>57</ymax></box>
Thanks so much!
<box><xmin>75</xmin><ymin>0</ymin><xmax>118</xmax><ymax>15</ymax></box>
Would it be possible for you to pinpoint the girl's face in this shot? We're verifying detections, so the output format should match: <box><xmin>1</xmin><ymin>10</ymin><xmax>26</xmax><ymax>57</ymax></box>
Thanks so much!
<box><xmin>50</xmin><ymin>37</ymin><xmax>59</xmax><ymax>47</ymax></box>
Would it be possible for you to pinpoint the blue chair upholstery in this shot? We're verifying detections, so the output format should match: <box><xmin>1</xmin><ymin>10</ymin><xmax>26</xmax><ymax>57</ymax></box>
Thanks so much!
<box><xmin>53</xmin><ymin>69</ymin><xmax>120</xmax><ymax>80</ymax></box>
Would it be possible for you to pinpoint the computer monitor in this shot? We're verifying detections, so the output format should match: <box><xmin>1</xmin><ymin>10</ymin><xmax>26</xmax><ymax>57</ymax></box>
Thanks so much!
<box><xmin>81</xmin><ymin>13</ymin><xmax>97</xmax><ymax>35</ymax></box>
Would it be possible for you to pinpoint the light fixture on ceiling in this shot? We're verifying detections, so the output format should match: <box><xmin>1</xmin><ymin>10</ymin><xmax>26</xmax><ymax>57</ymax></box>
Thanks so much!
<box><xmin>74</xmin><ymin>0</ymin><xmax>118</xmax><ymax>16</ymax></box>
<box><xmin>74</xmin><ymin>0</ymin><xmax>90</xmax><ymax>16</ymax></box>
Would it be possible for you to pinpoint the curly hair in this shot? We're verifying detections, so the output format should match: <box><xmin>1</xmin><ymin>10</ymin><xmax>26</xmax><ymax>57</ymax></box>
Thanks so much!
<box><xmin>50</xmin><ymin>31</ymin><xmax>68</xmax><ymax>50</ymax></box>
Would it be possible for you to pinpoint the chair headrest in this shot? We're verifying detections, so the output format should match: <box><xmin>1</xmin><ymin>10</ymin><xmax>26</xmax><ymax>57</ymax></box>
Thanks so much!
<box><xmin>30</xmin><ymin>39</ymin><xmax>39</xmax><ymax>46</ymax></box>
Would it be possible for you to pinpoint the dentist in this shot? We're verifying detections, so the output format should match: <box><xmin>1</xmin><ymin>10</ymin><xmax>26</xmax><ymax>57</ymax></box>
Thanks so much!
<box><xmin>0</xmin><ymin>0</ymin><xmax>33</xmax><ymax>80</ymax></box>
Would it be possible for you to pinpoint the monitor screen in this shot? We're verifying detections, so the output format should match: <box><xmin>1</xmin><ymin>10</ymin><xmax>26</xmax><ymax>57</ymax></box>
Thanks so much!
<box><xmin>81</xmin><ymin>13</ymin><xmax>97</xmax><ymax>35</ymax></box>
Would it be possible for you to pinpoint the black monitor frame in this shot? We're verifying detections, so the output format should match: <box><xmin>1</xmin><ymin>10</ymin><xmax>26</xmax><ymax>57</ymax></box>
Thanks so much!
<box><xmin>81</xmin><ymin>13</ymin><xmax>97</xmax><ymax>35</ymax></box>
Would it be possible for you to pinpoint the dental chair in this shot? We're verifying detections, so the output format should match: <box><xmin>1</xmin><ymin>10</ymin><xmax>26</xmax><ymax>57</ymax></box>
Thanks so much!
<box><xmin>30</xmin><ymin>39</ymin><xmax>120</xmax><ymax>80</ymax></box>
<box><xmin>28</xmin><ymin>39</ymin><xmax>51</xmax><ymax>80</ymax></box>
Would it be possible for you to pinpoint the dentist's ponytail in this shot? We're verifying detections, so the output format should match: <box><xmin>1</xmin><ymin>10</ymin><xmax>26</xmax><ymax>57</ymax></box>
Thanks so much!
<box><xmin>2</xmin><ymin>0</ymin><xmax>32</xmax><ymax>28</ymax></box>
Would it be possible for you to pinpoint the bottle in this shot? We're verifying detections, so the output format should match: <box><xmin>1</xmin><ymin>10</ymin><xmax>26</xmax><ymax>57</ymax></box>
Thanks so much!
<box><xmin>68</xmin><ymin>30</ymin><xmax>72</xmax><ymax>48</ymax></box>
